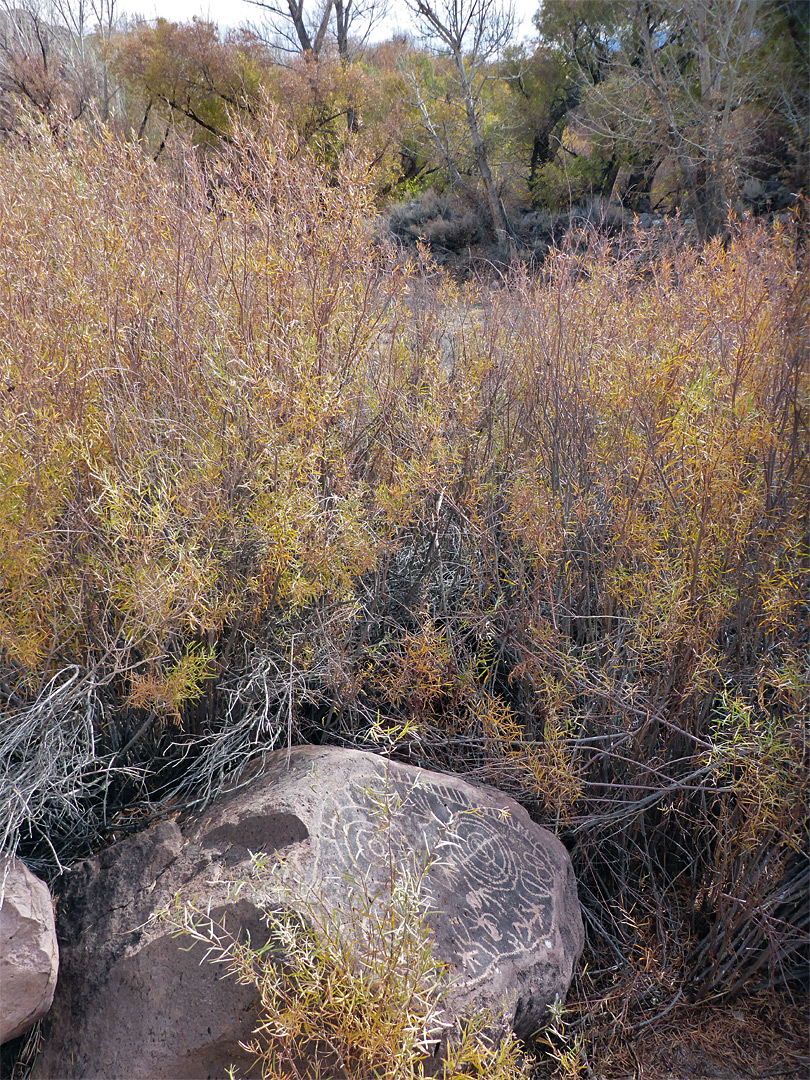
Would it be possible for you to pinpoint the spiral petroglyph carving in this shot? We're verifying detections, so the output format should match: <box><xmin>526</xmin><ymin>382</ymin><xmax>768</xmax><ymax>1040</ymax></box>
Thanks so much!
<box><xmin>317</xmin><ymin>772</ymin><xmax>557</xmax><ymax>986</ymax></box>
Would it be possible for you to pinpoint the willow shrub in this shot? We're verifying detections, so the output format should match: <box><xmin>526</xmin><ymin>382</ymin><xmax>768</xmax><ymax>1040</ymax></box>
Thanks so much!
<box><xmin>1</xmin><ymin>113</ymin><xmax>807</xmax><ymax>1031</ymax></box>
<box><xmin>0</xmin><ymin>115</ymin><xmax>399</xmax><ymax>679</ymax></box>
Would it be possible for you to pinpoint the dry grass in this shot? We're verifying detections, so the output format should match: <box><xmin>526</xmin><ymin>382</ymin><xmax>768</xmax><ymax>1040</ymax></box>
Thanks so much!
<box><xmin>574</xmin><ymin>991</ymin><xmax>810</xmax><ymax>1080</ymax></box>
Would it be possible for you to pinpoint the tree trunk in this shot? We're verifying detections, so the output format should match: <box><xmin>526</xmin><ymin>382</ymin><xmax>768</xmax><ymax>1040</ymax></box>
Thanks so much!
<box><xmin>288</xmin><ymin>0</ymin><xmax>333</xmax><ymax>56</ymax></box>
<box><xmin>528</xmin><ymin>89</ymin><xmax>581</xmax><ymax>207</ymax></box>
<box><xmin>455</xmin><ymin>51</ymin><xmax>509</xmax><ymax>249</ymax></box>
<box><xmin>529</xmin><ymin>134</ymin><xmax>546</xmax><ymax>204</ymax></box>
<box><xmin>334</xmin><ymin>1</ymin><xmax>359</xmax><ymax>132</ymax></box>
<box><xmin>692</xmin><ymin>164</ymin><xmax>725</xmax><ymax>241</ymax></box>
<box><xmin>467</xmin><ymin>100</ymin><xmax>509</xmax><ymax>247</ymax></box>
<box><xmin>622</xmin><ymin>161</ymin><xmax>656</xmax><ymax>212</ymax></box>
<box><xmin>334</xmin><ymin>0</ymin><xmax>350</xmax><ymax>60</ymax></box>
<box><xmin>598</xmin><ymin>155</ymin><xmax>620</xmax><ymax>199</ymax></box>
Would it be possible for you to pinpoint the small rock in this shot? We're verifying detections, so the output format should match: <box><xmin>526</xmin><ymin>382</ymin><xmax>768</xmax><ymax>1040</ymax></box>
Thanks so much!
<box><xmin>1</xmin><ymin>857</ymin><xmax>59</xmax><ymax>1044</ymax></box>
<box><xmin>742</xmin><ymin>177</ymin><xmax>765</xmax><ymax>203</ymax></box>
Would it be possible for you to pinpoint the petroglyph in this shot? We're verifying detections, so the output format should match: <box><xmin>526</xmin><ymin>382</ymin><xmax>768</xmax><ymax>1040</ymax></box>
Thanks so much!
<box><xmin>317</xmin><ymin>773</ymin><xmax>557</xmax><ymax>986</ymax></box>
<box><xmin>31</xmin><ymin>746</ymin><xmax>582</xmax><ymax>1076</ymax></box>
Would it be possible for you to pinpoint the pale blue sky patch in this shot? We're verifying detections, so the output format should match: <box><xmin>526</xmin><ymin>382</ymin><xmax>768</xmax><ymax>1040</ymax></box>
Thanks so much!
<box><xmin>121</xmin><ymin>0</ymin><xmax>539</xmax><ymax>41</ymax></box>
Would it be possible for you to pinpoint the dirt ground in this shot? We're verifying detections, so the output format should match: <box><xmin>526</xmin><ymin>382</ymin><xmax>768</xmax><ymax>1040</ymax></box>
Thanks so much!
<box><xmin>567</xmin><ymin>992</ymin><xmax>809</xmax><ymax>1080</ymax></box>
<box><xmin>3</xmin><ymin>987</ymin><xmax>806</xmax><ymax>1080</ymax></box>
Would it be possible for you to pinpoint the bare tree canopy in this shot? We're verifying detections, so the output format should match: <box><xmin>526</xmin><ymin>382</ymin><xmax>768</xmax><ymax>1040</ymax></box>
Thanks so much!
<box><xmin>0</xmin><ymin>0</ymin><xmax>122</xmax><ymax>124</ymax></box>
<box><xmin>247</xmin><ymin>0</ymin><xmax>334</xmax><ymax>56</ymax></box>
<box><xmin>246</xmin><ymin>0</ymin><xmax>386</xmax><ymax>60</ymax></box>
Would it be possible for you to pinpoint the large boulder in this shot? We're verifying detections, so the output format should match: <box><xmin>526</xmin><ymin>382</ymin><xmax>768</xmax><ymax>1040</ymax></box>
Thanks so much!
<box><xmin>1</xmin><ymin>857</ymin><xmax>59</xmax><ymax>1044</ymax></box>
<box><xmin>33</xmin><ymin>746</ymin><xmax>583</xmax><ymax>1079</ymax></box>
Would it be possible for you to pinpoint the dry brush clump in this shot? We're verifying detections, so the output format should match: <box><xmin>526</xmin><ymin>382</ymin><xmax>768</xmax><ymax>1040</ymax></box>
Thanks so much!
<box><xmin>0</xmin><ymin>111</ymin><xmax>807</xmax><ymax>1052</ymax></box>
<box><xmin>0</xmin><ymin>109</ymin><xmax>403</xmax><ymax>861</ymax></box>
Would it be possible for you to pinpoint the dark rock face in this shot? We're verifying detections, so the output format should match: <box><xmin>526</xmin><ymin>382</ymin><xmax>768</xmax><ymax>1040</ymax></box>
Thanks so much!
<box><xmin>307</xmin><ymin>765</ymin><xmax>582</xmax><ymax>1036</ymax></box>
<box><xmin>0</xmin><ymin>858</ymin><xmax>59</xmax><ymax>1044</ymax></box>
<box><xmin>32</xmin><ymin>746</ymin><xmax>583</xmax><ymax>1079</ymax></box>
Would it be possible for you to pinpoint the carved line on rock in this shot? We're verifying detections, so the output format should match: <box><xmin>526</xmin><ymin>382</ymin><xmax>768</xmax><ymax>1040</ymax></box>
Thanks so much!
<box><xmin>315</xmin><ymin>774</ymin><xmax>557</xmax><ymax>984</ymax></box>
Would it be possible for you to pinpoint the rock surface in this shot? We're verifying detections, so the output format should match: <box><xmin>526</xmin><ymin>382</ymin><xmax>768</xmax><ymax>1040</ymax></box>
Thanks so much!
<box><xmin>1</xmin><ymin>857</ymin><xmax>59</xmax><ymax>1044</ymax></box>
<box><xmin>32</xmin><ymin>746</ymin><xmax>583</xmax><ymax>1079</ymax></box>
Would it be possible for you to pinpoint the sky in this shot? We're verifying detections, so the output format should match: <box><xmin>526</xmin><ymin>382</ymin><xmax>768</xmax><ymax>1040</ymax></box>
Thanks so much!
<box><xmin>121</xmin><ymin>0</ymin><xmax>540</xmax><ymax>41</ymax></box>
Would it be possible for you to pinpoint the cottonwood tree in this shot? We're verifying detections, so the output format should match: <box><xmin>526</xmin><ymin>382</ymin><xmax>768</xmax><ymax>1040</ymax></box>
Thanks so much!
<box><xmin>535</xmin><ymin>0</ymin><xmax>621</xmax><ymax>87</ymax></box>
<box><xmin>546</xmin><ymin>0</ymin><xmax>807</xmax><ymax>238</ymax></box>
<box><xmin>245</xmin><ymin>0</ymin><xmax>387</xmax><ymax>139</ymax></box>
<box><xmin>502</xmin><ymin>43</ymin><xmax>582</xmax><ymax>205</ymax></box>
<box><xmin>530</xmin><ymin>0</ymin><xmax>645</xmax><ymax>206</ymax></box>
<box><xmin>246</xmin><ymin>0</ymin><xmax>334</xmax><ymax>58</ymax></box>
<box><xmin>630</xmin><ymin>0</ymin><xmax>760</xmax><ymax>238</ymax></box>
<box><xmin>404</xmin><ymin>0</ymin><xmax>515</xmax><ymax>249</ymax></box>
<box><xmin>333</xmin><ymin>0</ymin><xmax>387</xmax><ymax>61</ymax></box>
<box><xmin>108</xmin><ymin>19</ymin><xmax>265</xmax><ymax>146</ymax></box>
